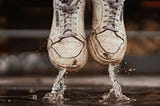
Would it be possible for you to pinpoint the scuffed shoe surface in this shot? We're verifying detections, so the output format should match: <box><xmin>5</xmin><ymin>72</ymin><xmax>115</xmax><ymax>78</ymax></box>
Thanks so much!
<box><xmin>48</xmin><ymin>0</ymin><xmax>88</xmax><ymax>71</ymax></box>
<box><xmin>89</xmin><ymin>0</ymin><xmax>127</xmax><ymax>65</ymax></box>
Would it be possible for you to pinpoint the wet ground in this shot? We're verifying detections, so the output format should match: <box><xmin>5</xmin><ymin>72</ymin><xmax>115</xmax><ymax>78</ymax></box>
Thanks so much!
<box><xmin>0</xmin><ymin>76</ymin><xmax>160</xmax><ymax>106</ymax></box>
<box><xmin>0</xmin><ymin>87</ymin><xmax>160</xmax><ymax>106</ymax></box>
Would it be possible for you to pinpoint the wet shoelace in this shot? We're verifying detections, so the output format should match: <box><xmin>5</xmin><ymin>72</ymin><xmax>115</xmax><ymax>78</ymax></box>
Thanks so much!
<box><xmin>103</xmin><ymin>0</ymin><xmax>125</xmax><ymax>32</ymax></box>
<box><xmin>56</xmin><ymin>0</ymin><xmax>80</xmax><ymax>39</ymax></box>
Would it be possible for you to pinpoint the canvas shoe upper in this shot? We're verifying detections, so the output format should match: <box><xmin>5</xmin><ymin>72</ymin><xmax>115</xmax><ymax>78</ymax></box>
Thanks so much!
<box><xmin>48</xmin><ymin>0</ymin><xmax>88</xmax><ymax>71</ymax></box>
<box><xmin>89</xmin><ymin>0</ymin><xmax>127</xmax><ymax>65</ymax></box>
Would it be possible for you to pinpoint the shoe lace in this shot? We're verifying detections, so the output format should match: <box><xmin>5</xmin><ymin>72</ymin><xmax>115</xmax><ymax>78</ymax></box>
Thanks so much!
<box><xmin>103</xmin><ymin>0</ymin><xmax>125</xmax><ymax>32</ymax></box>
<box><xmin>56</xmin><ymin>0</ymin><xmax>80</xmax><ymax>39</ymax></box>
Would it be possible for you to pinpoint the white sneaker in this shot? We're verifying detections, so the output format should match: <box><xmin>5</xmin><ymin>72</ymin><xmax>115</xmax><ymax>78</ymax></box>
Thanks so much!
<box><xmin>89</xmin><ymin>0</ymin><xmax>127</xmax><ymax>65</ymax></box>
<box><xmin>48</xmin><ymin>0</ymin><xmax>88</xmax><ymax>71</ymax></box>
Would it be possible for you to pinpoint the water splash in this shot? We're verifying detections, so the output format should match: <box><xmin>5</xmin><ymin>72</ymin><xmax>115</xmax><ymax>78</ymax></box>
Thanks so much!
<box><xmin>102</xmin><ymin>64</ymin><xmax>131</xmax><ymax>103</ymax></box>
<box><xmin>122</xmin><ymin>61</ymin><xmax>136</xmax><ymax>75</ymax></box>
<box><xmin>36</xmin><ymin>40</ymin><xmax>47</xmax><ymax>55</ymax></box>
<box><xmin>42</xmin><ymin>68</ymin><xmax>66</xmax><ymax>104</ymax></box>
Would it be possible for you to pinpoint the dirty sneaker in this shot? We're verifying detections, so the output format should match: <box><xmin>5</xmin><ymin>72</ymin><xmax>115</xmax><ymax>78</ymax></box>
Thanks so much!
<box><xmin>89</xmin><ymin>0</ymin><xmax>127</xmax><ymax>65</ymax></box>
<box><xmin>48</xmin><ymin>0</ymin><xmax>88</xmax><ymax>71</ymax></box>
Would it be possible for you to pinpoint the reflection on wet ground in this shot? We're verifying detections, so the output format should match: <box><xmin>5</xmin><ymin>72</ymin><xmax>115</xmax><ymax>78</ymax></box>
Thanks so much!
<box><xmin>0</xmin><ymin>86</ymin><xmax>160</xmax><ymax>106</ymax></box>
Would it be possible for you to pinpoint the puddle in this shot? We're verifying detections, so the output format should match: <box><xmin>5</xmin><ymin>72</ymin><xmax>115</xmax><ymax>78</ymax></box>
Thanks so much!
<box><xmin>0</xmin><ymin>86</ymin><xmax>160</xmax><ymax>106</ymax></box>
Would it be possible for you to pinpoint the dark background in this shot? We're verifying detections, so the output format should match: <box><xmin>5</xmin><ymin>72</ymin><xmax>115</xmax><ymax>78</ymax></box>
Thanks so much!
<box><xmin>0</xmin><ymin>0</ymin><xmax>159</xmax><ymax>30</ymax></box>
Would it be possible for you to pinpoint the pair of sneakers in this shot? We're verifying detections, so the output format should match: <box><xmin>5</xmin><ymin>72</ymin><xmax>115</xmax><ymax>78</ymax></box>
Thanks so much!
<box><xmin>48</xmin><ymin>0</ymin><xmax>127</xmax><ymax>71</ymax></box>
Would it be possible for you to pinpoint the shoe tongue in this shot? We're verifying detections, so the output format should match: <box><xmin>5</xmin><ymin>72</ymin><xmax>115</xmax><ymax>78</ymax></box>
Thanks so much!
<box><xmin>60</xmin><ymin>0</ymin><xmax>68</xmax><ymax>3</ymax></box>
<box><xmin>61</xmin><ymin>0</ymin><xmax>73</xmax><ymax>5</ymax></box>
<box><xmin>67</xmin><ymin>0</ymin><xmax>74</xmax><ymax>5</ymax></box>
<box><xmin>108</xmin><ymin>0</ymin><xmax>124</xmax><ymax>8</ymax></box>
<box><xmin>58</xmin><ymin>0</ymin><xmax>80</xmax><ymax>12</ymax></box>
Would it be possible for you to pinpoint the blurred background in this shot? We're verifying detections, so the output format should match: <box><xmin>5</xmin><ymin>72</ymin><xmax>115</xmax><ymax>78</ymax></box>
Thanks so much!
<box><xmin>0</xmin><ymin>0</ymin><xmax>160</xmax><ymax>77</ymax></box>
<box><xmin>0</xmin><ymin>1</ymin><xmax>160</xmax><ymax>105</ymax></box>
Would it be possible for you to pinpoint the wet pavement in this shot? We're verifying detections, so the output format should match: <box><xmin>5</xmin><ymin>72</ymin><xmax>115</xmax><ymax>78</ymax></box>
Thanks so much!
<box><xmin>0</xmin><ymin>76</ymin><xmax>160</xmax><ymax>106</ymax></box>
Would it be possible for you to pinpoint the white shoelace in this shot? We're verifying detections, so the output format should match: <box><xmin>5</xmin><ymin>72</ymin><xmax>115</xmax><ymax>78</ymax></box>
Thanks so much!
<box><xmin>56</xmin><ymin>0</ymin><xmax>80</xmax><ymax>39</ymax></box>
<box><xmin>103</xmin><ymin>0</ymin><xmax>125</xmax><ymax>32</ymax></box>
